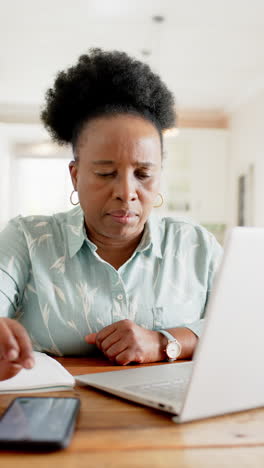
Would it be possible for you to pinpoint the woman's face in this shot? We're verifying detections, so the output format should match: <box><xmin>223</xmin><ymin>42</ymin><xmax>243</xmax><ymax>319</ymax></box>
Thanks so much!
<box><xmin>69</xmin><ymin>114</ymin><xmax>162</xmax><ymax>244</ymax></box>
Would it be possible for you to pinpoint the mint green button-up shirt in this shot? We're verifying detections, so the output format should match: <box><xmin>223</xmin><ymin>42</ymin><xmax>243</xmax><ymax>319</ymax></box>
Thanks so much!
<box><xmin>0</xmin><ymin>207</ymin><xmax>222</xmax><ymax>356</ymax></box>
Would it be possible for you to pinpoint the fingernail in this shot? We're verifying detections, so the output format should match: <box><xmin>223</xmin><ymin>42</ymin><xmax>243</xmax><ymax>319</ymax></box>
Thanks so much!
<box><xmin>7</xmin><ymin>349</ymin><xmax>19</xmax><ymax>361</ymax></box>
<box><xmin>24</xmin><ymin>357</ymin><xmax>35</xmax><ymax>369</ymax></box>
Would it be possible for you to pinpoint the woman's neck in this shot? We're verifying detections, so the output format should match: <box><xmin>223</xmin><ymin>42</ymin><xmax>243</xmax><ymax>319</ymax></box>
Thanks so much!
<box><xmin>85</xmin><ymin>226</ymin><xmax>144</xmax><ymax>269</ymax></box>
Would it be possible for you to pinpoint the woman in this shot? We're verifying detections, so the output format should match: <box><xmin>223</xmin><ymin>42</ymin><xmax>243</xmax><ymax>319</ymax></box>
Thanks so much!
<box><xmin>0</xmin><ymin>49</ymin><xmax>222</xmax><ymax>379</ymax></box>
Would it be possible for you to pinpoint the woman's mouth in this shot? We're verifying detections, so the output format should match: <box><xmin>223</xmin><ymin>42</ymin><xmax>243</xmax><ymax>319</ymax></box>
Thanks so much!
<box><xmin>107</xmin><ymin>210</ymin><xmax>137</xmax><ymax>224</ymax></box>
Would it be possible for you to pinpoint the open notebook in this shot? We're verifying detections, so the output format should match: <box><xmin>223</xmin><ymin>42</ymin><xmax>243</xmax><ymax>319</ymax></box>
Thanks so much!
<box><xmin>0</xmin><ymin>352</ymin><xmax>75</xmax><ymax>394</ymax></box>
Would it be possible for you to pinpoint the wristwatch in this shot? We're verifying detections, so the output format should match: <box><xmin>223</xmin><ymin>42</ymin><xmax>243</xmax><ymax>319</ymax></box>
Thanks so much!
<box><xmin>158</xmin><ymin>330</ymin><xmax>182</xmax><ymax>362</ymax></box>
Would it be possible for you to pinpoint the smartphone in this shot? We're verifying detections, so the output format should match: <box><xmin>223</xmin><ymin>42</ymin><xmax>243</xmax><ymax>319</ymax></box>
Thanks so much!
<box><xmin>0</xmin><ymin>396</ymin><xmax>80</xmax><ymax>452</ymax></box>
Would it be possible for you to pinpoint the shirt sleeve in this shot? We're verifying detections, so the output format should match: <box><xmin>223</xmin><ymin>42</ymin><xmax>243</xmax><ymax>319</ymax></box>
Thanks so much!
<box><xmin>184</xmin><ymin>232</ymin><xmax>223</xmax><ymax>338</ymax></box>
<box><xmin>0</xmin><ymin>217</ymin><xmax>30</xmax><ymax>317</ymax></box>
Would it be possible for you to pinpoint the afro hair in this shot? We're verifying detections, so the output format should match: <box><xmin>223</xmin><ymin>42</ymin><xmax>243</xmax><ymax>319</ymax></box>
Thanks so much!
<box><xmin>41</xmin><ymin>48</ymin><xmax>176</xmax><ymax>146</ymax></box>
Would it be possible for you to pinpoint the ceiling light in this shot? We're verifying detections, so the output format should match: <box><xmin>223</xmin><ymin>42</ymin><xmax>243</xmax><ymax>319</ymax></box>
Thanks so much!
<box><xmin>152</xmin><ymin>15</ymin><xmax>165</xmax><ymax>23</ymax></box>
<box><xmin>141</xmin><ymin>49</ymin><xmax>151</xmax><ymax>57</ymax></box>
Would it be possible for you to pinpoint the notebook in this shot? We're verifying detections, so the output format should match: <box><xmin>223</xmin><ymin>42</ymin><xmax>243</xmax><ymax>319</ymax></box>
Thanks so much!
<box><xmin>0</xmin><ymin>351</ymin><xmax>75</xmax><ymax>393</ymax></box>
<box><xmin>76</xmin><ymin>227</ymin><xmax>264</xmax><ymax>423</ymax></box>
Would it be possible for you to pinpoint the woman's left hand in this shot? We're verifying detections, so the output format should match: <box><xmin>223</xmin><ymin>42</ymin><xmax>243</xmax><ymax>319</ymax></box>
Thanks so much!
<box><xmin>85</xmin><ymin>319</ymin><xmax>164</xmax><ymax>365</ymax></box>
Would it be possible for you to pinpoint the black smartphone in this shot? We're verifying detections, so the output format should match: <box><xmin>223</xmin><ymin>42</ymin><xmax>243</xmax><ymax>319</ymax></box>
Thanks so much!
<box><xmin>0</xmin><ymin>396</ymin><xmax>80</xmax><ymax>452</ymax></box>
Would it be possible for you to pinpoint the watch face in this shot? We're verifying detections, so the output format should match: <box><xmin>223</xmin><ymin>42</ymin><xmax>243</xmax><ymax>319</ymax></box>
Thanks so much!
<box><xmin>167</xmin><ymin>341</ymin><xmax>181</xmax><ymax>359</ymax></box>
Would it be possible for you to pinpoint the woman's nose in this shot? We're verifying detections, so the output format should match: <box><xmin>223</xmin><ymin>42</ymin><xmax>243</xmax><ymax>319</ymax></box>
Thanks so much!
<box><xmin>113</xmin><ymin>176</ymin><xmax>138</xmax><ymax>202</ymax></box>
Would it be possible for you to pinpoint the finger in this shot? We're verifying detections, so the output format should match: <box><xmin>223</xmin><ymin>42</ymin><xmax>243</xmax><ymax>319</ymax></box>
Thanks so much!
<box><xmin>0</xmin><ymin>361</ymin><xmax>22</xmax><ymax>381</ymax></box>
<box><xmin>11</xmin><ymin>321</ymin><xmax>34</xmax><ymax>369</ymax></box>
<box><xmin>114</xmin><ymin>348</ymin><xmax>131</xmax><ymax>366</ymax></box>
<box><xmin>85</xmin><ymin>333</ymin><xmax>97</xmax><ymax>344</ymax></box>
<box><xmin>103</xmin><ymin>339</ymin><xmax>128</xmax><ymax>361</ymax></box>
<box><xmin>100</xmin><ymin>330</ymin><xmax>121</xmax><ymax>353</ymax></box>
<box><xmin>95</xmin><ymin>323</ymin><xmax>118</xmax><ymax>345</ymax></box>
<box><xmin>95</xmin><ymin>325</ymin><xmax>116</xmax><ymax>351</ymax></box>
<box><xmin>115</xmin><ymin>347</ymin><xmax>144</xmax><ymax>366</ymax></box>
<box><xmin>0</xmin><ymin>319</ymin><xmax>20</xmax><ymax>361</ymax></box>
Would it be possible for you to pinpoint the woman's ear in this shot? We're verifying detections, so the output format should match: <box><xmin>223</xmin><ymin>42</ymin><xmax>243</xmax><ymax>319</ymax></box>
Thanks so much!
<box><xmin>69</xmin><ymin>161</ymin><xmax>78</xmax><ymax>190</ymax></box>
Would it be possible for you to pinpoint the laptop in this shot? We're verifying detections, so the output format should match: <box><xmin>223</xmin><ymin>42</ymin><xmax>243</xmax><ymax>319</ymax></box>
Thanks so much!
<box><xmin>76</xmin><ymin>228</ymin><xmax>264</xmax><ymax>423</ymax></box>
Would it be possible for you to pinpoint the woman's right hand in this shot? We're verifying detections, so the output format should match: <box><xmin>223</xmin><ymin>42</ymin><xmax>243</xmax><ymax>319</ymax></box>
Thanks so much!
<box><xmin>0</xmin><ymin>318</ymin><xmax>34</xmax><ymax>381</ymax></box>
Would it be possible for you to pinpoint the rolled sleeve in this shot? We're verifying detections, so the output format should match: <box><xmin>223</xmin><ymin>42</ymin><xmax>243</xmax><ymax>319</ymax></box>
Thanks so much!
<box><xmin>0</xmin><ymin>269</ymin><xmax>20</xmax><ymax>315</ymax></box>
<box><xmin>0</xmin><ymin>217</ymin><xmax>30</xmax><ymax>317</ymax></box>
<box><xmin>185</xmin><ymin>318</ymin><xmax>205</xmax><ymax>338</ymax></box>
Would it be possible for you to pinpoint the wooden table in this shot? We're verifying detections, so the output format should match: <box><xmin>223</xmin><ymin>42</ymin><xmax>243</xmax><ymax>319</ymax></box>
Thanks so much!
<box><xmin>1</xmin><ymin>356</ymin><xmax>264</xmax><ymax>467</ymax></box>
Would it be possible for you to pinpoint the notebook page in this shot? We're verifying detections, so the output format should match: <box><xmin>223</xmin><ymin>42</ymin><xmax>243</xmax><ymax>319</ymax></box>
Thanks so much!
<box><xmin>0</xmin><ymin>351</ymin><xmax>75</xmax><ymax>393</ymax></box>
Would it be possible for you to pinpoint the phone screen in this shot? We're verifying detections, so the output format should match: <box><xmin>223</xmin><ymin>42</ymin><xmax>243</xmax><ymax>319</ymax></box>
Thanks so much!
<box><xmin>0</xmin><ymin>397</ymin><xmax>80</xmax><ymax>451</ymax></box>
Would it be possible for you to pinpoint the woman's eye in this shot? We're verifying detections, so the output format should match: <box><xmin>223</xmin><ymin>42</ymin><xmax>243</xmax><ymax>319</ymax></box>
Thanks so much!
<box><xmin>136</xmin><ymin>172</ymin><xmax>151</xmax><ymax>179</ymax></box>
<box><xmin>96</xmin><ymin>172</ymin><xmax>115</xmax><ymax>177</ymax></box>
<box><xmin>95</xmin><ymin>171</ymin><xmax>150</xmax><ymax>179</ymax></box>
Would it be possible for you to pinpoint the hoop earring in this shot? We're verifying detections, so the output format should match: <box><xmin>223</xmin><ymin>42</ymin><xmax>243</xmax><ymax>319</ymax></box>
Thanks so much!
<box><xmin>153</xmin><ymin>193</ymin><xmax>164</xmax><ymax>208</ymax></box>
<box><xmin>70</xmin><ymin>190</ymin><xmax>80</xmax><ymax>206</ymax></box>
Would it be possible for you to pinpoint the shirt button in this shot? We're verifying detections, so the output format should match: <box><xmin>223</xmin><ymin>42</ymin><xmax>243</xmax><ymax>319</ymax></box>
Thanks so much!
<box><xmin>117</xmin><ymin>294</ymin><xmax>123</xmax><ymax>301</ymax></box>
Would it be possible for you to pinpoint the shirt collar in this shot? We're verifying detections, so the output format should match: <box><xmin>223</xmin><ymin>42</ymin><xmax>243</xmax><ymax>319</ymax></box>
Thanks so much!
<box><xmin>64</xmin><ymin>206</ymin><xmax>87</xmax><ymax>259</ymax></box>
<box><xmin>65</xmin><ymin>207</ymin><xmax>162</xmax><ymax>259</ymax></box>
<box><xmin>135</xmin><ymin>213</ymin><xmax>162</xmax><ymax>258</ymax></box>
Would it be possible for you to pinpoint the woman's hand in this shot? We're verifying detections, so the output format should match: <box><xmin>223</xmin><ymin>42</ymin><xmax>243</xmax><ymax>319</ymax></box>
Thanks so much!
<box><xmin>85</xmin><ymin>319</ymin><xmax>164</xmax><ymax>365</ymax></box>
<box><xmin>0</xmin><ymin>318</ymin><xmax>34</xmax><ymax>380</ymax></box>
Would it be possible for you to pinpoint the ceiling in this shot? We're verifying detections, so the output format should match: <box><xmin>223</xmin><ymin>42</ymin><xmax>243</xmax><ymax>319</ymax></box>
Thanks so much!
<box><xmin>0</xmin><ymin>0</ymin><xmax>264</xmax><ymax>121</ymax></box>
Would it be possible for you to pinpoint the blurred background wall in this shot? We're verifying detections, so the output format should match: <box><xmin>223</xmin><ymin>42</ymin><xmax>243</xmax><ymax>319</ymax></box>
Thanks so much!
<box><xmin>0</xmin><ymin>0</ymin><xmax>263</xmax><ymax>244</ymax></box>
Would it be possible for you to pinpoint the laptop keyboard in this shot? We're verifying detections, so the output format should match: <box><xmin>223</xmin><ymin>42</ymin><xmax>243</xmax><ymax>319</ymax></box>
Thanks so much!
<box><xmin>124</xmin><ymin>378</ymin><xmax>189</xmax><ymax>402</ymax></box>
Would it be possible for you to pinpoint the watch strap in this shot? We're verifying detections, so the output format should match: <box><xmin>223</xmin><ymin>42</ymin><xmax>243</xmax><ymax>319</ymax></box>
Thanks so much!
<box><xmin>157</xmin><ymin>329</ymin><xmax>177</xmax><ymax>343</ymax></box>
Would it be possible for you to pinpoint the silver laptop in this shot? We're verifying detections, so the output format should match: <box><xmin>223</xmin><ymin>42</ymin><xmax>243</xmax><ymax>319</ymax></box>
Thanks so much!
<box><xmin>76</xmin><ymin>228</ymin><xmax>264</xmax><ymax>423</ymax></box>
